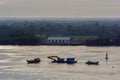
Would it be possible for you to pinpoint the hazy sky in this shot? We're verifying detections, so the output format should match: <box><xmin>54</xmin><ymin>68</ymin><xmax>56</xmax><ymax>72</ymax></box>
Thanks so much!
<box><xmin>0</xmin><ymin>0</ymin><xmax>120</xmax><ymax>18</ymax></box>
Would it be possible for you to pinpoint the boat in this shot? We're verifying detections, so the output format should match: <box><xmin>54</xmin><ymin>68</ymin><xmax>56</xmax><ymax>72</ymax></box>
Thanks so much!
<box><xmin>47</xmin><ymin>56</ymin><xmax>77</xmax><ymax>64</ymax></box>
<box><xmin>27</xmin><ymin>58</ymin><xmax>41</xmax><ymax>64</ymax></box>
<box><xmin>85</xmin><ymin>61</ymin><xmax>99</xmax><ymax>65</ymax></box>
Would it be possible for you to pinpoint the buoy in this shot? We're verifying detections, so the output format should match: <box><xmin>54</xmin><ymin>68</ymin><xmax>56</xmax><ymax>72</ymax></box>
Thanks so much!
<box><xmin>105</xmin><ymin>53</ymin><xmax>108</xmax><ymax>60</ymax></box>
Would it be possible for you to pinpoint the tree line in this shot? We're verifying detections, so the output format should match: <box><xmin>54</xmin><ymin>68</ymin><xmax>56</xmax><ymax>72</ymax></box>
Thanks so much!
<box><xmin>0</xmin><ymin>19</ymin><xmax>120</xmax><ymax>45</ymax></box>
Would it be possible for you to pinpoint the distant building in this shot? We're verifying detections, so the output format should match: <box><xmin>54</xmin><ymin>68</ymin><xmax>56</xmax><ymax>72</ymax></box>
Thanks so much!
<box><xmin>47</xmin><ymin>37</ymin><xmax>71</xmax><ymax>44</ymax></box>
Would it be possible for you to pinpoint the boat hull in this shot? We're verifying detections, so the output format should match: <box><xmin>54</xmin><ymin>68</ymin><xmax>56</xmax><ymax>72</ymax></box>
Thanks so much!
<box><xmin>27</xmin><ymin>58</ymin><xmax>41</xmax><ymax>64</ymax></box>
<box><xmin>85</xmin><ymin>61</ymin><xmax>99</xmax><ymax>65</ymax></box>
<box><xmin>52</xmin><ymin>60</ymin><xmax>77</xmax><ymax>64</ymax></box>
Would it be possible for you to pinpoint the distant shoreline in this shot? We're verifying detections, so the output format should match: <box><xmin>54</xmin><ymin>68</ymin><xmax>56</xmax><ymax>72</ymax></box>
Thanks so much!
<box><xmin>0</xmin><ymin>43</ymin><xmax>84</xmax><ymax>46</ymax></box>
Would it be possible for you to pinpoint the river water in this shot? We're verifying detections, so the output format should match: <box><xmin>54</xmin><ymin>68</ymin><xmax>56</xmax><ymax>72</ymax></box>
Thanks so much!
<box><xmin>0</xmin><ymin>46</ymin><xmax>119</xmax><ymax>80</ymax></box>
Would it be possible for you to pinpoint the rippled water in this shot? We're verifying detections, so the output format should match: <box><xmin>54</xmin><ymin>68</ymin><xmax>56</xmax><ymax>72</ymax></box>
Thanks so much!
<box><xmin>0</xmin><ymin>46</ymin><xmax>119</xmax><ymax>80</ymax></box>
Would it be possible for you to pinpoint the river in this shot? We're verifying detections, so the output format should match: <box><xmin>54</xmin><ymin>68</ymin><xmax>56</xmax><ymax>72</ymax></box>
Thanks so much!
<box><xmin>0</xmin><ymin>46</ymin><xmax>119</xmax><ymax>80</ymax></box>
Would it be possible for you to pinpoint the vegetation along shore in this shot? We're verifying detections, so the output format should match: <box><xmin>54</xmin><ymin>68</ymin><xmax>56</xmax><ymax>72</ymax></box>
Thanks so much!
<box><xmin>1</xmin><ymin>18</ymin><xmax>120</xmax><ymax>46</ymax></box>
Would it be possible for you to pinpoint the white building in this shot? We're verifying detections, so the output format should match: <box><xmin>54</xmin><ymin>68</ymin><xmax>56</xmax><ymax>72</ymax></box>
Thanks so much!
<box><xmin>47</xmin><ymin>37</ymin><xmax>71</xmax><ymax>44</ymax></box>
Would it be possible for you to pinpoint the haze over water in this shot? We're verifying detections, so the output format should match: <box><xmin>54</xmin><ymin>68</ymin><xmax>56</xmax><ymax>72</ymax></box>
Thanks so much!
<box><xmin>0</xmin><ymin>46</ymin><xmax>119</xmax><ymax>80</ymax></box>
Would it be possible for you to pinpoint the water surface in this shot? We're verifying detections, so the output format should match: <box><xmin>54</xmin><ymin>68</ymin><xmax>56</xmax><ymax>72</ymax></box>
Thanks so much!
<box><xmin>0</xmin><ymin>46</ymin><xmax>119</xmax><ymax>80</ymax></box>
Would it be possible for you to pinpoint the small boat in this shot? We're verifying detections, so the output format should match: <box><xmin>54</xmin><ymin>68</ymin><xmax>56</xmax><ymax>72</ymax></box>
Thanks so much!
<box><xmin>48</xmin><ymin>56</ymin><xmax>77</xmax><ymax>64</ymax></box>
<box><xmin>85</xmin><ymin>61</ymin><xmax>99</xmax><ymax>65</ymax></box>
<box><xmin>27</xmin><ymin>58</ymin><xmax>41</xmax><ymax>64</ymax></box>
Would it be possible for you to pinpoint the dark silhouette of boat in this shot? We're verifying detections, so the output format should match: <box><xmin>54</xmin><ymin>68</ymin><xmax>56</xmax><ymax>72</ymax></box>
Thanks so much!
<box><xmin>27</xmin><ymin>58</ymin><xmax>41</xmax><ymax>64</ymax></box>
<box><xmin>48</xmin><ymin>56</ymin><xmax>77</xmax><ymax>64</ymax></box>
<box><xmin>85</xmin><ymin>61</ymin><xmax>99</xmax><ymax>65</ymax></box>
